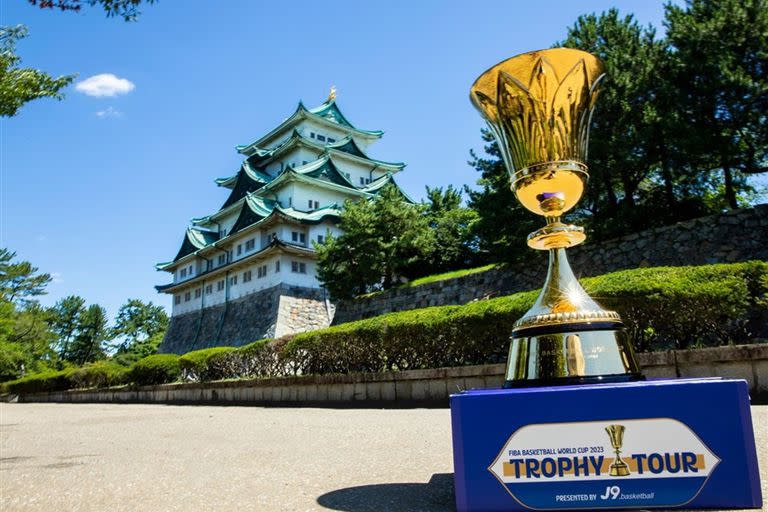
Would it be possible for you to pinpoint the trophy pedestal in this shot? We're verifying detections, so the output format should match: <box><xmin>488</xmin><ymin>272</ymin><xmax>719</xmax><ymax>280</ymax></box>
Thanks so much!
<box><xmin>450</xmin><ymin>378</ymin><xmax>762</xmax><ymax>511</ymax></box>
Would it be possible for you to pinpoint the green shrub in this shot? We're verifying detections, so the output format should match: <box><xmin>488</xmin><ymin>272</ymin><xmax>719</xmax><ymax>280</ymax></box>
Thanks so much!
<box><xmin>128</xmin><ymin>354</ymin><xmax>181</xmax><ymax>385</ymax></box>
<box><xmin>284</xmin><ymin>262</ymin><xmax>768</xmax><ymax>375</ymax></box>
<box><xmin>2</xmin><ymin>369</ymin><xmax>76</xmax><ymax>395</ymax></box>
<box><xmin>178</xmin><ymin>347</ymin><xmax>236</xmax><ymax>381</ymax></box>
<box><xmin>69</xmin><ymin>361</ymin><xmax>129</xmax><ymax>389</ymax></box>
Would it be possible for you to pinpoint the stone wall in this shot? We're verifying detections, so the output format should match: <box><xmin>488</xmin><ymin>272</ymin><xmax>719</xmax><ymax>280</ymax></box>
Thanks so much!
<box><xmin>16</xmin><ymin>344</ymin><xmax>768</xmax><ymax>405</ymax></box>
<box><xmin>159</xmin><ymin>284</ymin><xmax>331</xmax><ymax>354</ymax></box>
<box><xmin>334</xmin><ymin>205</ymin><xmax>768</xmax><ymax>324</ymax></box>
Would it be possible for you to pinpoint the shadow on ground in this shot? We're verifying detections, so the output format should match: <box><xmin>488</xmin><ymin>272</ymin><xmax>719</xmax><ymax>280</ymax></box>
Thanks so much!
<box><xmin>317</xmin><ymin>473</ymin><xmax>455</xmax><ymax>512</ymax></box>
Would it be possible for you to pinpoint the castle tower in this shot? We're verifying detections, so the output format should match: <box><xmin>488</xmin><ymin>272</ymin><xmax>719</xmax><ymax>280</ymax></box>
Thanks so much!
<box><xmin>155</xmin><ymin>93</ymin><xmax>411</xmax><ymax>353</ymax></box>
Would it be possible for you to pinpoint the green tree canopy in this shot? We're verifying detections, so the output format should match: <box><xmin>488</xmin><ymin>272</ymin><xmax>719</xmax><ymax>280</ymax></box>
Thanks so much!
<box><xmin>67</xmin><ymin>304</ymin><xmax>110</xmax><ymax>365</ymax></box>
<box><xmin>0</xmin><ymin>26</ymin><xmax>74</xmax><ymax>118</ymax></box>
<box><xmin>665</xmin><ymin>0</ymin><xmax>768</xmax><ymax>208</ymax></box>
<box><xmin>27</xmin><ymin>0</ymin><xmax>156</xmax><ymax>21</ymax></box>
<box><xmin>110</xmin><ymin>299</ymin><xmax>168</xmax><ymax>365</ymax></box>
<box><xmin>316</xmin><ymin>185</ymin><xmax>434</xmax><ymax>299</ymax></box>
<box><xmin>0</xmin><ymin>248</ymin><xmax>52</xmax><ymax>304</ymax></box>
<box><xmin>421</xmin><ymin>186</ymin><xmax>480</xmax><ymax>275</ymax></box>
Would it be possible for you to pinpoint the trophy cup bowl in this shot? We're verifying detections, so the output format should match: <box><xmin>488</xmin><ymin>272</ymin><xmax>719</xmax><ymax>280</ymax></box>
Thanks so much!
<box><xmin>605</xmin><ymin>424</ymin><xmax>631</xmax><ymax>477</ymax></box>
<box><xmin>470</xmin><ymin>48</ymin><xmax>643</xmax><ymax>387</ymax></box>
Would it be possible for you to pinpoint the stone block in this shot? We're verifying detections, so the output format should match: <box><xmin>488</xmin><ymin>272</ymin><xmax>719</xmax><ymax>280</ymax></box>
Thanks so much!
<box><xmin>353</xmin><ymin>382</ymin><xmax>367</xmax><ymax>401</ymax></box>
<box><xmin>395</xmin><ymin>380</ymin><xmax>412</xmax><ymax>400</ymax></box>
<box><xmin>715</xmin><ymin>361</ymin><xmax>755</xmax><ymax>389</ymax></box>
<box><xmin>380</xmin><ymin>383</ymin><xmax>397</xmax><ymax>401</ymax></box>
<box><xmin>643</xmin><ymin>366</ymin><xmax>676</xmax><ymax>380</ymax></box>
<box><xmin>341</xmin><ymin>383</ymin><xmax>356</xmax><ymax>401</ymax></box>
<box><xmin>428</xmin><ymin>379</ymin><xmax>447</xmax><ymax>401</ymax></box>
<box><xmin>464</xmin><ymin>377</ymin><xmax>486</xmax><ymax>390</ymax></box>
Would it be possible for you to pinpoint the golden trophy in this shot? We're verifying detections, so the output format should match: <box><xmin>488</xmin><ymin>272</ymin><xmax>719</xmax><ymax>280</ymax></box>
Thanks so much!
<box><xmin>470</xmin><ymin>48</ymin><xmax>643</xmax><ymax>386</ymax></box>
<box><xmin>605</xmin><ymin>424</ymin><xmax>631</xmax><ymax>477</ymax></box>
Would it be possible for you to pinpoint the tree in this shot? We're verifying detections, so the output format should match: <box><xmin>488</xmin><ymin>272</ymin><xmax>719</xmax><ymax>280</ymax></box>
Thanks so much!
<box><xmin>422</xmin><ymin>186</ymin><xmax>480</xmax><ymax>274</ymax></box>
<box><xmin>465</xmin><ymin>131</ymin><xmax>540</xmax><ymax>264</ymax></box>
<box><xmin>316</xmin><ymin>185</ymin><xmax>434</xmax><ymax>299</ymax></box>
<box><xmin>665</xmin><ymin>0</ymin><xmax>768</xmax><ymax>209</ymax></box>
<box><xmin>0</xmin><ymin>26</ymin><xmax>74</xmax><ymax>118</ymax></box>
<box><xmin>0</xmin><ymin>248</ymin><xmax>52</xmax><ymax>304</ymax></box>
<box><xmin>0</xmin><ymin>249</ymin><xmax>57</xmax><ymax>380</ymax></box>
<box><xmin>27</xmin><ymin>0</ymin><xmax>156</xmax><ymax>21</ymax></box>
<box><xmin>3</xmin><ymin>0</ymin><xmax>156</xmax><ymax>117</ymax></box>
<box><xmin>110</xmin><ymin>299</ymin><xmax>168</xmax><ymax>364</ymax></box>
<box><xmin>49</xmin><ymin>295</ymin><xmax>86</xmax><ymax>362</ymax></box>
<box><xmin>67</xmin><ymin>304</ymin><xmax>109</xmax><ymax>365</ymax></box>
<box><xmin>560</xmin><ymin>9</ymin><xmax>687</xmax><ymax>238</ymax></box>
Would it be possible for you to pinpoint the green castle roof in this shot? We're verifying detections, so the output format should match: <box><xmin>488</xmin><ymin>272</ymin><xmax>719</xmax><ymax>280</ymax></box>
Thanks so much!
<box><xmin>235</xmin><ymin>99</ymin><xmax>384</xmax><ymax>155</ymax></box>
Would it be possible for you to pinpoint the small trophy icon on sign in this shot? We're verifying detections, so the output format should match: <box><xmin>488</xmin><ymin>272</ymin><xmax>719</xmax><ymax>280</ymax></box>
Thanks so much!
<box><xmin>605</xmin><ymin>424</ymin><xmax>631</xmax><ymax>477</ymax></box>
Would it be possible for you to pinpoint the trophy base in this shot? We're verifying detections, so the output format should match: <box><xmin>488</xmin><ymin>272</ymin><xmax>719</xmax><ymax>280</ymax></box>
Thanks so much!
<box><xmin>608</xmin><ymin>463</ymin><xmax>630</xmax><ymax>477</ymax></box>
<box><xmin>503</xmin><ymin>372</ymin><xmax>643</xmax><ymax>389</ymax></box>
<box><xmin>450</xmin><ymin>378</ymin><xmax>762</xmax><ymax>511</ymax></box>
<box><xmin>504</xmin><ymin>323</ymin><xmax>642</xmax><ymax>387</ymax></box>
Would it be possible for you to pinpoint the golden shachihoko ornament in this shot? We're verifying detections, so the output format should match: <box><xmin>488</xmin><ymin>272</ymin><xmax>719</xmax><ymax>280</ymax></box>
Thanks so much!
<box><xmin>470</xmin><ymin>48</ymin><xmax>643</xmax><ymax>387</ymax></box>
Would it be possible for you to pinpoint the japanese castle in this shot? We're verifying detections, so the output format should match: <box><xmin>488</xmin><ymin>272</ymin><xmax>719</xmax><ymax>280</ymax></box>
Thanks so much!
<box><xmin>155</xmin><ymin>90</ymin><xmax>410</xmax><ymax>352</ymax></box>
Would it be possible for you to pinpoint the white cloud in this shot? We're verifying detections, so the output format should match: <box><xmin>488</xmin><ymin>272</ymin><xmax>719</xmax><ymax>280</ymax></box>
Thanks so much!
<box><xmin>76</xmin><ymin>73</ymin><xmax>135</xmax><ymax>97</ymax></box>
<box><xmin>50</xmin><ymin>272</ymin><xmax>63</xmax><ymax>284</ymax></box>
<box><xmin>95</xmin><ymin>106</ymin><xmax>122</xmax><ymax>118</ymax></box>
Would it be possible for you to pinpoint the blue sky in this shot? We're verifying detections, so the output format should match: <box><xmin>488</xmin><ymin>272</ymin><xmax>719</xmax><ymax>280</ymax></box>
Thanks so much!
<box><xmin>1</xmin><ymin>0</ymin><xmax>680</xmax><ymax>318</ymax></box>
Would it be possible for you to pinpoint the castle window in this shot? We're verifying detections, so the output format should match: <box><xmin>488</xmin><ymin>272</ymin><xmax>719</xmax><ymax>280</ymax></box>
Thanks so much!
<box><xmin>257</xmin><ymin>265</ymin><xmax>267</xmax><ymax>278</ymax></box>
<box><xmin>243</xmin><ymin>270</ymin><xmax>252</xmax><ymax>282</ymax></box>
<box><xmin>245</xmin><ymin>239</ymin><xmax>255</xmax><ymax>251</ymax></box>
<box><xmin>275</xmin><ymin>260</ymin><xmax>280</xmax><ymax>272</ymax></box>
<box><xmin>230</xmin><ymin>275</ymin><xmax>238</xmax><ymax>286</ymax></box>
<box><xmin>317</xmin><ymin>234</ymin><xmax>325</xmax><ymax>243</ymax></box>
<box><xmin>237</xmin><ymin>244</ymin><xmax>242</xmax><ymax>256</ymax></box>
<box><xmin>218</xmin><ymin>254</ymin><xmax>226</xmax><ymax>266</ymax></box>
<box><xmin>205</xmin><ymin>284</ymin><xmax>213</xmax><ymax>295</ymax></box>
<box><xmin>360</xmin><ymin>177</ymin><xmax>365</xmax><ymax>185</ymax></box>
<box><xmin>174</xmin><ymin>295</ymin><xmax>181</xmax><ymax>305</ymax></box>
<box><xmin>317</xmin><ymin>134</ymin><xmax>326</xmax><ymax>142</ymax></box>
<box><xmin>345</xmin><ymin>172</ymin><xmax>350</xmax><ymax>179</ymax></box>
<box><xmin>310</xmin><ymin>132</ymin><xmax>316</xmax><ymax>139</ymax></box>
<box><xmin>217</xmin><ymin>280</ymin><xmax>225</xmax><ymax>291</ymax></box>
<box><xmin>194</xmin><ymin>288</ymin><xmax>201</xmax><ymax>299</ymax></box>
<box><xmin>291</xmin><ymin>261</ymin><xmax>307</xmax><ymax>274</ymax></box>
<box><xmin>303</xmin><ymin>160</ymin><xmax>308</xmax><ymax>165</ymax></box>
<box><xmin>308</xmin><ymin>199</ymin><xmax>313</xmax><ymax>209</ymax></box>
<box><xmin>184</xmin><ymin>292</ymin><xmax>191</xmax><ymax>302</ymax></box>
<box><xmin>313</xmin><ymin>200</ymin><xmax>319</xmax><ymax>209</ymax></box>
<box><xmin>327</xmin><ymin>138</ymin><xmax>336</xmax><ymax>143</ymax></box>
<box><xmin>180</xmin><ymin>268</ymin><xmax>187</xmax><ymax>278</ymax></box>
<box><xmin>288</xmin><ymin>197</ymin><xmax>292</xmax><ymax>207</ymax></box>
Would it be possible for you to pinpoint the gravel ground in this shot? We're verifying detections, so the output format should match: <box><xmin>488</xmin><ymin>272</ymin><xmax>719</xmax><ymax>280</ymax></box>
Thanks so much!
<box><xmin>0</xmin><ymin>403</ymin><xmax>765</xmax><ymax>512</ymax></box>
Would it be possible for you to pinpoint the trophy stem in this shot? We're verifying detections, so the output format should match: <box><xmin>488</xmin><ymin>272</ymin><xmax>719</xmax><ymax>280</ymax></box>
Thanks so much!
<box><xmin>504</xmin><ymin>248</ymin><xmax>643</xmax><ymax>387</ymax></box>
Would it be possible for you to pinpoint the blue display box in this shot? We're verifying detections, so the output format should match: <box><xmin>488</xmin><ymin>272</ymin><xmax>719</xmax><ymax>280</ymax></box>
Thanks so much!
<box><xmin>450</xmin><ymin>378</ymin><xmax>762</xmax><ymax>511</ymax></box>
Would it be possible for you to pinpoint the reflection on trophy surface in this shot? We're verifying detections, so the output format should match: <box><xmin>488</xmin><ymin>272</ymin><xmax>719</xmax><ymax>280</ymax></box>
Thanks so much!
<box><xmin>470</xmin><ymin>48</ymin><xmax>643</xmax><ymax>387</ymax></box>
<box><xmin>605</xmin><ymin>424</ymin><xmax>631</xmax><ymax>477</ymax></box>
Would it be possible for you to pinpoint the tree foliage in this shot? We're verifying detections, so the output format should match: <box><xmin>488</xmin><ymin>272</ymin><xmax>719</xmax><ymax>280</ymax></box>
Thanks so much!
<box><xmin>27</xmin><ymin>0</ymin><xmax>156</xmax><ymax>21</ymax></box>
<box><xmin>422</xmin><ymin>185</ymin><xmax>480</xmax><ymax>274</ymax></box>
<box><xmin>0</xmin><ymin>26</ymin><xmax>74</xmax><ymax>118</ymax></box>
<box><xmin>316</xmin><ymin>185</ymin><xmax>434</xmax><ymax>299</ymax></box>
<box><xmin>470</xmin><ymin>1</ymin><xmax>767</xmax><ymax>251</ymax></box>
<box><xmin>465</xmin><ymin>132</ymin><xmax>540</xmax><ymax>264</ymax></box>
<box><xmin>110</xmin><ymin>299</ymin><xmax>168</xmax><ymax>365</ymax></box>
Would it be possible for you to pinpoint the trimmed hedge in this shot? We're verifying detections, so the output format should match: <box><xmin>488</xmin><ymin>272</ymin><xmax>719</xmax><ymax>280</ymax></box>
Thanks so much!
<box><xmin>282</xmin><ymin>261</ymin><xmax>768</xmax><ymax>375</ymax></box>
<box><xmin>128</xmin><ymin>354</ymin><xmax>181</xmax><ymax>386</ymax></box>
<box><xmin>3</xmin><ymin>262</ymin><xmax>766</xmax><ymax>395</ymax></box>
<box><xmin>2</xmin><ymin>361</ymin><xmax>129</xmax><ymax>395</ymax></box>
<box><xmin>179</xmin><ymin>347</ymin><xmax>236</xmax><ymax>382</ymax></box>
